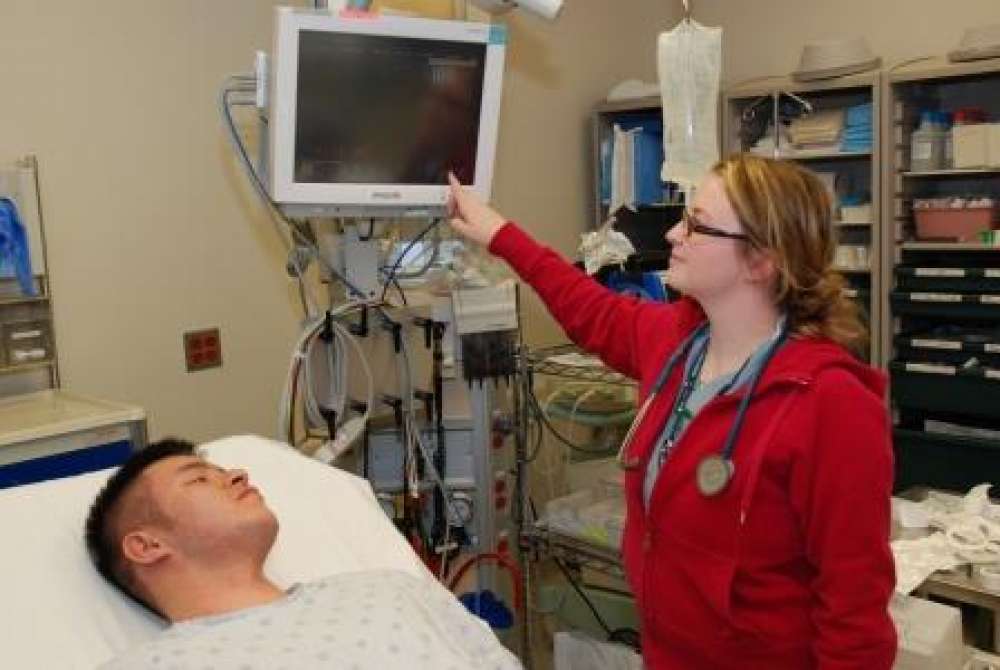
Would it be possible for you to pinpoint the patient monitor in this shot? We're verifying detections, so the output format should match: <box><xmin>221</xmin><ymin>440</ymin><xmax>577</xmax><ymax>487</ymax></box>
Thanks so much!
<box><xmin>266</xmin><ymin>7</ymin><xmax>506</xmax><ymax>218</ymax></box>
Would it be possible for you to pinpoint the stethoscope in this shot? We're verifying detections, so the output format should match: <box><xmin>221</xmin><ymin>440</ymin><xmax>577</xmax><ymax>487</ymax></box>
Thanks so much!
<box><xmin>615</xmin><ymin>320</ymin><xmax>789</xmax><ymax>497</ymax></box>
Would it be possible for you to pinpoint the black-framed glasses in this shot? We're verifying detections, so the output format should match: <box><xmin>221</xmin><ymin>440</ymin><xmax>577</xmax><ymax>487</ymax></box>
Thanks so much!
<box><xmin>681</xmin><ymin>210</ymin><xmax>750</xmax><ymax>242</ymax></box>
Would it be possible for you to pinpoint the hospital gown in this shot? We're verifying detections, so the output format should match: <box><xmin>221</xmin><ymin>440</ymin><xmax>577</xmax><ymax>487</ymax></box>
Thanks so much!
<box><xmin>99</xmin><ymin>570</ymin><xmax>523</xmax><ymax>670</ymax></box>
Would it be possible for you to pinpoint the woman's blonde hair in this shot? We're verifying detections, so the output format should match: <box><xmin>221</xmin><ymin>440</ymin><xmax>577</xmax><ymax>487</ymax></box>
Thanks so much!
<box><xmin>711</xmin><ymin>154</ymin><xmax>867</xmax><ymax>354</ymax></box>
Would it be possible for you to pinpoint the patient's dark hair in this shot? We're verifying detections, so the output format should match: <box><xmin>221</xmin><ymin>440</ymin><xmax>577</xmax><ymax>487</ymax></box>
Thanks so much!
<box><xmin>84</xmin><ymin>438</ymin><xmax>196</xmax><ymax>615</ymax></box>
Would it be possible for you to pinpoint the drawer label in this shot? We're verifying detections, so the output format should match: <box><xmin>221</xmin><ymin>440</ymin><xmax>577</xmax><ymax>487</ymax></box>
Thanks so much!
<box><xmin>915</xmin><ymin>268</ymin><xmax>965</xmax><ymax>277</ymax></box>
<box><xmin>986</xmin><ymin>369</ymin><xmax>1000</xmax><ymax>381</ymax></box>
<box><xmin>909</xmin><ymin>293</ymin><xmax>962</xmax><ymax>303</ymax></box>
<box><xmin>985</xmin><ymin>269</ymin><xmax>1000</xmax><ymax>279</ymax></box>
<box><xmin>981</xmin><ymin>295</ymin><xmax>1000</xmax><ymax>305</ymax></box>
<box><xmin>904</xmin><ymin>363</ymin><xmax>956</xmax><ymax>375</ymax></box>
<box><xmin>911</xmin><ymin>339</ymin><xmax>962</xmax><ymax>350</ymax></box>
<box><xmin>985</xmin><ymin>344</ymin><xmax>1000</xmax><ymax>354</ymax></box>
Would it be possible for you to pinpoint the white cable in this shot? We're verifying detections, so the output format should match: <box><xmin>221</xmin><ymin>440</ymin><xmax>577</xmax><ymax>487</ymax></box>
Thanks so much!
<box><xmin>399</xmin><ymin>336</ymin><xmax>469</xmax><ymax>545</ymax></box>
<box><xmin>278</xmin><ymin>302</ymin><xmax>371</xmax><ymax>448</ymax></box>
<box><xmin>278</xmin><ymin>315</ymin><xmax>324</xmax><ymax>442</ymax></box>
<box><xmin>330</xmin><ymin>319</ymin><xmax>374</xmax><ymax>427</ymax></box>
<box><xmin>301</xmin><ymin>322</ymin><xmax>348</xmax><ymax>431</ymax></box>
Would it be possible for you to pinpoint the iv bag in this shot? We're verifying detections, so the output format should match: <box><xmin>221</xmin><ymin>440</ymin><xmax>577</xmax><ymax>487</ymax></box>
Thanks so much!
<box><xmin>658</xmin><ymin>19</ymin><xmax>722</xmax><ymax>197</ymax></box>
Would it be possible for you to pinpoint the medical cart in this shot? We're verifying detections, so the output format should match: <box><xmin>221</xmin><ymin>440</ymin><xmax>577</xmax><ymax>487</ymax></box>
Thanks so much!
<box><xmin>0</xmin><ymin>389</ymin><xmax>146</xmax><ymax>489</ymax></box>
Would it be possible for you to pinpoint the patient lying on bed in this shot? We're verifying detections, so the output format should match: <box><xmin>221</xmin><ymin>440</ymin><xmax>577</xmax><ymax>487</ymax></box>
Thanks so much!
<box><xmin>84</xmin><ymin>439</ymin><xmax>522</xmax><ymax>670</ymax></box>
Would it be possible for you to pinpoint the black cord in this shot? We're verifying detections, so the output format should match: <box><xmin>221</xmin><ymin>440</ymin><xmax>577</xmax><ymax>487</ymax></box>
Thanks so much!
<box><xmin>608</xmin><ymin>628</ymin><xmax>641</xmax><ymax>652</ymax></box>
<box><xmin>524</xmin><ymin>412</ymin><xmax>545</xmax><ymax>463</ymax></box>
<box><xmin>378</xmin><ymin>218</ymin><xmax>440</xmax><ymax>304</ymax></box>
<box><xmin>553</xmin><ymin>557</ymin><xmax>612</xmax><ymax>636</ymax></box>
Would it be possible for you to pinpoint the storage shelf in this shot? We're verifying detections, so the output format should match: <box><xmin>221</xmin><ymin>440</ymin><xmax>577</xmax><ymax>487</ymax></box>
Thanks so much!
<box><xmin>593</xmin><ymin>95</ymin><xmax>661</xmax><ymax>114</ymax></box>
<box><xmin>902</xmin><ymin>168</ymin><xmax>1000</xmax><ymax>178</ymax></box>
<box><xmin>901</xmin><ymin>242</ymin><xmax>1000</xmax><ymax>252</ymax></box>
<box><xmin>526</xmin><ymin>524</ymin><xmax>624</xmax><ymax>579</ymax></box>
<box><xmin>779</xmin><ymin>149</ymin><xmax>872</xmax><ymax>161</ymax></box>
<box><xmin>0</xmin><ymin>294</ymin><xmax>48</xmax><ymax>307</ymax></box>
<box><xmin>0</xmin><ymin>157</ymin><xmax>58</xmax><ymax>396</ymax></box>
<box><xmin>725</xmin><ymin>78</ymin><xmax>881</xmax><ymax>366</ymax></box>
<box><xmin>0</xmin><ymin>360</ymin><xmax>54</xmax><ymax>377</ymax></box>
<box><xmin>885</xmin><ymin>60</ymin><xmax>1000</xmax><ymax>497</ymax></box>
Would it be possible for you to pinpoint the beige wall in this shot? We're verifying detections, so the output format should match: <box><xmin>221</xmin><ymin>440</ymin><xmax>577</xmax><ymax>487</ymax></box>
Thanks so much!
<box><xmin>694</xmin><ymin>0</ymin><xmax>998</xmax><ymax>86</ymax></box>
<box><xmin>0</xmin><ymin>1</ymin><xmax>678</xmax><ymax>441</ymax></box>
<box><xmin>490</xmin><ymin>0</ymin><xmax>681</xmax><ymax>345</ymax></box>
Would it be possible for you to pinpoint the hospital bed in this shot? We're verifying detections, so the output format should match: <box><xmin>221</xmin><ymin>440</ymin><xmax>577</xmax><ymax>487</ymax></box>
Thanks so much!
<box><xmin>0</xmin><ymin>435</ymin><xmax>435</xmax><ymax>669</ymax></box>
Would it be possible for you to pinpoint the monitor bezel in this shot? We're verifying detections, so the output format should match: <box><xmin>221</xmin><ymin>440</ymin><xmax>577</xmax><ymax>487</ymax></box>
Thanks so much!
<box><xmin>269</xmin><ymin>8</ymin><xmax>505</xmax><ymax>217</ymax></box>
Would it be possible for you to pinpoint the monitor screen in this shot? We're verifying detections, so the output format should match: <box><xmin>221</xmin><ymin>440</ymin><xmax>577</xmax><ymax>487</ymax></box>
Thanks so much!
<box><xmin>268</xmin><ymin>10</ymin><xmax>505</xmax><ymax>217</ymax></box>
<box><xmin>294</xmin><ymin>31</ymin><xmax>486</xmax><ymax>186</ymax></box>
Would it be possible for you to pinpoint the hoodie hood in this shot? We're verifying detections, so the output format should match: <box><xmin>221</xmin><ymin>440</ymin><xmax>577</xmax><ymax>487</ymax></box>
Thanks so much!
<box><xmin>762</xmin><ymin>335</ymin><xmax>886</xmax><ymax>398</ymax></box>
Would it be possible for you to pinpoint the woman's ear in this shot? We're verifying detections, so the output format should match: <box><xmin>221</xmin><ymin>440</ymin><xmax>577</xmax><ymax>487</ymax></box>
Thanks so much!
<box><xmin>744</xmin><ymin>248</ymin><xmax>778</xmax><ymax>286</ymax></box>
<box><xmin>121</xmin><ymin>529</ymin><xmax>171</xmax><ymax>567</ymax></box>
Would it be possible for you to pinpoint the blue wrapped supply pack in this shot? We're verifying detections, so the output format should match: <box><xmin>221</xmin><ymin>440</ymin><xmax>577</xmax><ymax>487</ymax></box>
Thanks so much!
<box><xmin>0</xmin><ymin>198</ymin><xmax>37</xmax><ymax>296</ymax></box>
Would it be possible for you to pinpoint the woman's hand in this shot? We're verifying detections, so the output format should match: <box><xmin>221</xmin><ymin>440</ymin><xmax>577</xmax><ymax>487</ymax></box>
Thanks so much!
<box><xmin>447</xmin><ymin>172</ymin><xmax>507</xmax><ymax>247</ymax></box>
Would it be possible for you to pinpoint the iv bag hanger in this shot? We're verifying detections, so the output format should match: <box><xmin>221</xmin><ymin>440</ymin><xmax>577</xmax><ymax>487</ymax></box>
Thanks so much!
<box><xmin>681</xmin><ymin>0</ymin><xmax>692</xmax><ymax>22</ymax></box>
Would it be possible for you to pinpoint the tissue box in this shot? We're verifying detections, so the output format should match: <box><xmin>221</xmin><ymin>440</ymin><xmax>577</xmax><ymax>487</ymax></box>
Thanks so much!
<box><xmin>953</xmin><ymin>125</ymin><xmax>990</xmax><ymax>169</ymax></box>
<box><xmin>989</xmin><ymin>124</ymin><xmax>1000</xmax><ymax>168</ymax></box>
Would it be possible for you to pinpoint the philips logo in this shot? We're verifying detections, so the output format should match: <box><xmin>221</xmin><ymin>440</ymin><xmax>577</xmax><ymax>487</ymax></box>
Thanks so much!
<box><xmin>371</xmin><ymin>191</ymin><xmax>402</xmax><ymax>200</ymax></box>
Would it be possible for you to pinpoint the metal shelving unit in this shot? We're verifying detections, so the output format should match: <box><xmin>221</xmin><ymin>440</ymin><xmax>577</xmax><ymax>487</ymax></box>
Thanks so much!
<box><xmin>882</xmin><ymin>58</ymin><xmax>1000</xmax><ymax>493</ymax></box>
<box><xmin>525</xmin><ymin>524</ymin><xmax>625</xmax><ymax>580</ymax></box>
<box><xmin>591</xmin><ymin>96</ymin><xmax>664</xmax><ymax>229</ymax></box>
<box><xmin>526</xmin><ymin>344</ymin><xmax>632</xmax><ymax>387</ymax></box>
<box><xmin>723</xmin><ymin>73</ymin><xmax>882</xmax><ymax>365</ymax></box>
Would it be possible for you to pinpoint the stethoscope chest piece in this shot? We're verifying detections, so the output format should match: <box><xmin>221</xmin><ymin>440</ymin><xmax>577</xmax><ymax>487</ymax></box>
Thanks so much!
<box><xmin>695</xmin><ymin>454</ymin><xmax>733</xmax><ymax>497</ymax></box>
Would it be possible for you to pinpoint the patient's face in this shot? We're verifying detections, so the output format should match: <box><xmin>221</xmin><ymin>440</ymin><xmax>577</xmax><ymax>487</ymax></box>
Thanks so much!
<box><xmin>140</xmin><ymin>455</ymin><xmax>278</xmax><ymax>562</ymax></box>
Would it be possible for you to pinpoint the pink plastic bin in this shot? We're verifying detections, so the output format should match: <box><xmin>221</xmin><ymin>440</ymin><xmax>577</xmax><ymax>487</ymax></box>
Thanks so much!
<box><xmin>914</xmin><ymin>206</ymin><xmax>997</xmax><ymax>242</ymax></box>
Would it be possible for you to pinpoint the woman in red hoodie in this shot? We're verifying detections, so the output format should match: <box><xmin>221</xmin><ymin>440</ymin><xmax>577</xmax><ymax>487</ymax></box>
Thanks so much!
<box><xmin>447</xmin><ymin>154</ymin><xmax>896</xmax><ymax>669</ymax></box>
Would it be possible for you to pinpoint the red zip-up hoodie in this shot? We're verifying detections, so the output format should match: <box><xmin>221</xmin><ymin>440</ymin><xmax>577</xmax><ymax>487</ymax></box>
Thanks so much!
<box><xmin>490</xmin><ymin>223</ymin><xmax>896</xmax><ymax>669</ymax></box>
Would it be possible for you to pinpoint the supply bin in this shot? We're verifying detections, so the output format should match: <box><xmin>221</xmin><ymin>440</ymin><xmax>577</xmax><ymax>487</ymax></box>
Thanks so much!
<box><xmin>913</xmin><ymin>198</ymin><xmax>997</xmax><ymax>242</ymax></box>
<box><xmin>0</xmin><ymin>390</ymin><xmax>146</xmax><ymax>489</ymax></box>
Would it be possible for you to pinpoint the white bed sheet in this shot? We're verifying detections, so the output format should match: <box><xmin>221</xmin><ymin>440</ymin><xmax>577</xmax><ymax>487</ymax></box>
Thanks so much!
<box><xmin>0</xmin><ymin>435</ymin><xmax>428</xmax><ymax>669</ymax></box>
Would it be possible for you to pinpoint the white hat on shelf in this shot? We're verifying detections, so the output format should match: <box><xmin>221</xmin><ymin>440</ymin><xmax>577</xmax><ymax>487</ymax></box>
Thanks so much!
<box><xmin>791</xmin><ymin>37</ymin><xmax>881</xmax><ymax>82</ymax></box>
<box><xmin>948</xmin><ymin>24</ymin><xmax>1000</xmax><ymax>63</ymax></box>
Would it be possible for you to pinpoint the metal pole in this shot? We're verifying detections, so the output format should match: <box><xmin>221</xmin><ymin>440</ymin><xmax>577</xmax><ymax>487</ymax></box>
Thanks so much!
<box><xmin>514</xmin><ymin>347</ymin><xmax>534</xmax><ymax>668</ymax></box>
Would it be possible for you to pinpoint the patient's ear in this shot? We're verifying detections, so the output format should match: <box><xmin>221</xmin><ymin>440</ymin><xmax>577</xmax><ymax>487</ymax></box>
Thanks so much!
<box><xmin>121</xmin><ymin>529</ymin><xmax>171</xmax><ymax>566</ymax></box>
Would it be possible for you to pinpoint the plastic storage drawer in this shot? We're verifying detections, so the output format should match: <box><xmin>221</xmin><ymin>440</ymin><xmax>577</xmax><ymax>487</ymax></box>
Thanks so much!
<box><xmin>890</xmin><ymin>362</ymin><xmax>1000</xmax><ymax>419</ymax></box>
<box><xmin>894</xmin><ymin>428</ymin><xmax>1000</xmax><ymax>493</ymax></box>
<box><xmin>895</xmin><ymin>266</ymin><xmax>1000</xmax><ymax>294</ymax></box>
<box><xmin>1</xmin><ymin>318</ymin><xmax>52</xmax><ymax>367</ymax></box>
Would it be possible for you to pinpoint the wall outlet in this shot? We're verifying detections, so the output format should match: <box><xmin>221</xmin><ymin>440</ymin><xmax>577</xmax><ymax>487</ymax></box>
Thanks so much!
<box><xmin>184</xmin><ymin>328</ymin><xmax>222</xmax><ymax>372</ymax></box>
